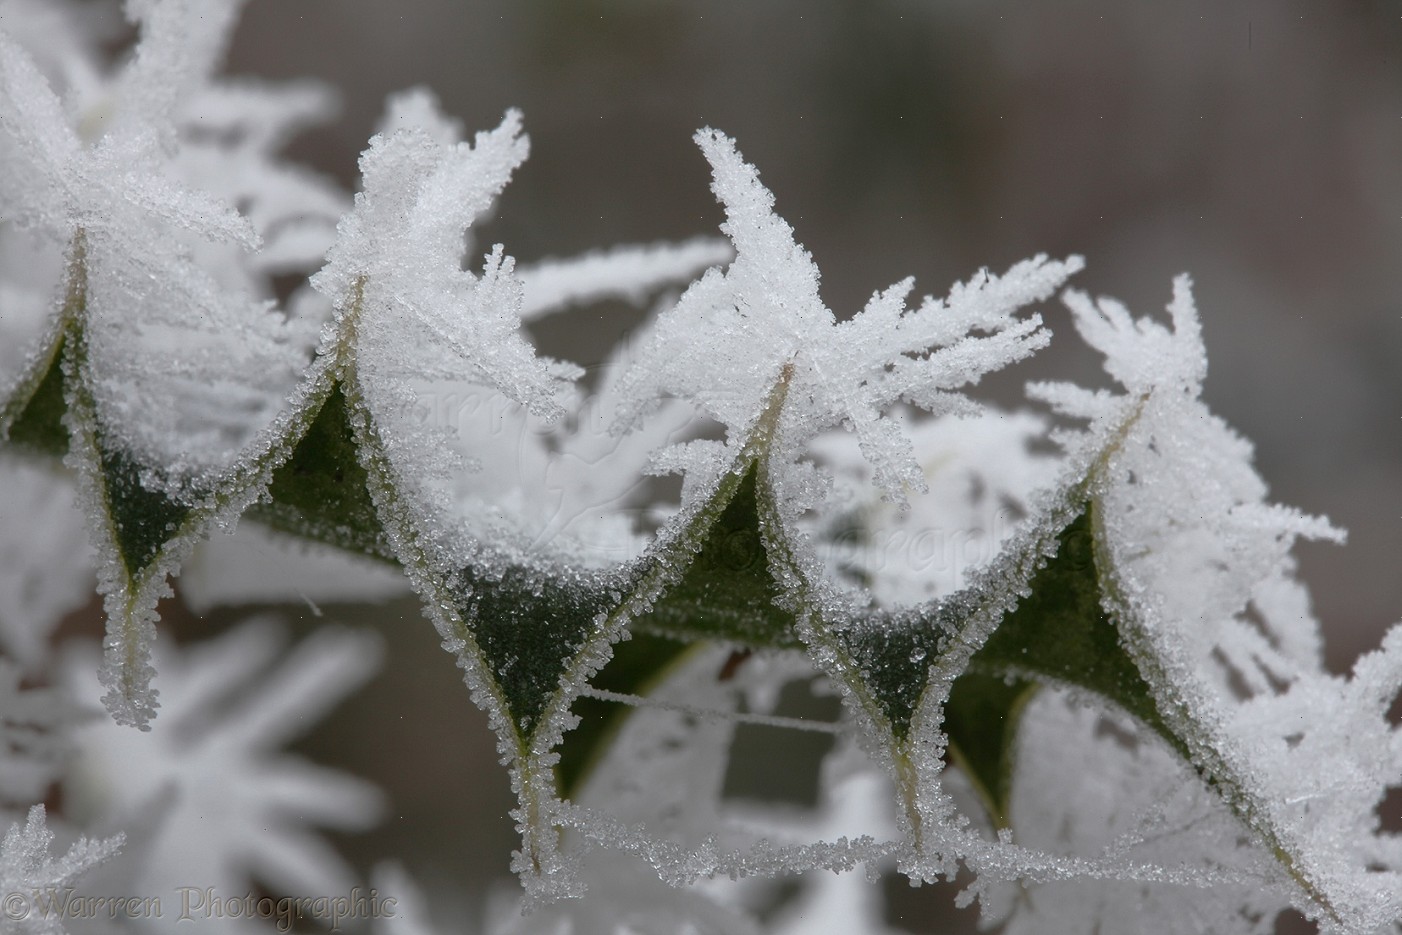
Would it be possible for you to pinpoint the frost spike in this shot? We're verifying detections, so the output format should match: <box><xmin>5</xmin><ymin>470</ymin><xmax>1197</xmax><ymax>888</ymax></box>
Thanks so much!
<box><xmin>517</xmin><ymin>238</ymin><xmax>733</xmax><ymax>321</ymax></box>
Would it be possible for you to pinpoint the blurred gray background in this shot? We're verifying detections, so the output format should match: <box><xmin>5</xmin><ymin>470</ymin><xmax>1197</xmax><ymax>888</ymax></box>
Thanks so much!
<box><xmin>213</xmin><ymin>1</ymin><xmax>1402</xmax><ymax>930</ymax></box>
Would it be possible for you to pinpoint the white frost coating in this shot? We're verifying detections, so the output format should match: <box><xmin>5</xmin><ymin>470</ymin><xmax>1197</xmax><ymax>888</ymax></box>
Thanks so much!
<box><xmin>518</xmin><ymin>238</ymin><xmax>734</xmax><ymax>321</ymax></box>
<box><xmin>0</xmin><ymin>805</ymin><xmax>122</xmax><ymax>935</ymax></box>
<box><xmin>439</xmin><ymin>307</ymin><xmax>698</xmax><ymax>566</ymax></box>
<box><xmin>615</xmin><ymin>128</ymin><xmax>1081</xmax><ymax>516</ymax></box>
<box><xmin>0</xmin><ymin>460</ymin><xmax>93</xmax><ymax>669</ymax></box>
<box><xmin>809</xmin><ymin>408</ymin><xmax>1062</xmax><ymax>606</ymax></box>
<box><xmin>1030</xmin><ymin>277</ymin><xmax>1402</xmax><ymax>930</ymax></box>
<box><xmin>310</xmin><ymin>95</ymin><xmax>599</xmax><ymax>903</ymax></box>
<box><xmin>61</xmin><ymin>619</ymin><xmax>384</xmax><ymax>907</ymax></box>
<box><xmin>0</xmin><ymin>2</ymin><xmax>316</xmax><ymax>479</ymax></box>
<box><xmin>1030</xmin><ymin>276</ymin><xmax>1342</xmax><ymax>698</ymax></box>
<box><xmin>995</xmin><ymin>690</ymin><xmax>1289</xmax><ymax>935</ymax></box>
<box><xmin>312</xmin><ymin>94</ymin><xmax>577</xmax><ymax>545</ymax></box>
<box><xmin>1217</xmin><ymin>631</ymin><xmax>1402</xmax><ymax>932</ymax></box>
<box><xmin>0</xmin><ymin>226</ymin><xmax>65</xmax><ymax>389</ymax></box>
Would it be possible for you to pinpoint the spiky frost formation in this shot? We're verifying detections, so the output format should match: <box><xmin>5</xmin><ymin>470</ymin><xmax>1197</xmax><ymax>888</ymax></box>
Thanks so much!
<box><xmin>0</xmin><ymin>806</ymin><xmax>121</xmax><ymax>935</ymax></box>
<box><xmin>1028</xmin><ymin>277</ymin><xmax>1401</xmax><ymax>931</ymax></box>
<box><xmin>1030</xmin><ymin>277</ymin><xmax>1341</xmax><ymax>702</ymax></box>
<box><xmin>616</xmin><ymin>128</ymin><xmax>1080</xmax><ymax>518</ymax></box>
<box><xmin>0</xmin><ymin>1</ymin><xmax>324</xmax><ymax>477</ymax></box>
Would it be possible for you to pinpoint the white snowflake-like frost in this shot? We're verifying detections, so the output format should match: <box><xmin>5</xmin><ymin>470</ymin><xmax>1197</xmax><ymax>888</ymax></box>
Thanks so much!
<box><xmin>60</xmin><ymin>619</ymin><xmax>383</xmax><ymax>922</ymax></box>
<box><xmin>615</xmin><ymin>128</ymin><xmax>1081</xmax><ymax>517</ymax></box>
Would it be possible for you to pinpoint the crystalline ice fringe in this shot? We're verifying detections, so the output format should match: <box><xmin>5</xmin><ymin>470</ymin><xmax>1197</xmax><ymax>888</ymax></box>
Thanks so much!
<box><xmin>518</xmin><ymin>238</ymin><xmax>733</xmax><ymax>320</ymax></box>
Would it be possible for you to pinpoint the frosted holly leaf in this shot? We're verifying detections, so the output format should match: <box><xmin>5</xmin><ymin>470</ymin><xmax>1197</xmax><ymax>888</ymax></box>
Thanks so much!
<box><xmin>615</xmin><ymin>128</ymin><xmax>1081</xmax><ymax>514</ymax></box>
<box><xmin>284</xmin><ymin>95</ymin><xmax>781</xmax><ymax>902</ymax></box>
<box><xmin>0</xmin><ymin>806</ymin><xmax>122</xmax><ymax>935</ymax></box>
<box><xmin>0</xmin><ymin>1</ymin><xmax>328</xmax><ymax>728</ymax></box>
<box><xmin>60</xmin><ymin>620</ymin><xmax>383</xmax><ymax>909</ymax></box>
<box><xmin>293</xmin><ymin>96</ymin><xmax>602</xmax><ymax>898</ymax></box>
<box><xmin>1030</xmin><ymin>277</ymin><xmax>1343</xmax><ymax>692</ymax></box>
<box><xmin>825</xmin><ymin>471</ymin><xmax>1390</xmax><ymax>931</ymax></box>
<box><xmin>801</xmin><ymin>409</ymin><xmax>1064</xmax><ymax>831</ymax></box>
<box><xmin>1006</xmin><ymin>278</ymin><xmax>1392</xmax><ymax>928</ymax></box>
<box><xmin>798</xmin><ymin>484</ymin><xmax>1135</xmax><ymax>862</ymax></box>
<box><xmin>688</xmin><ymin>372</ymin><xmax>1279</xmax><ymax>898</ymax></box>
<box><xmin>601</xmin><ymin>130</ymin><xmax>1112</xmax><ymax>890</ymax></box>
<box><xmin>307</xmin><ymin>98</ymin><xmax>575</xmax><ymax>543</ymax></box>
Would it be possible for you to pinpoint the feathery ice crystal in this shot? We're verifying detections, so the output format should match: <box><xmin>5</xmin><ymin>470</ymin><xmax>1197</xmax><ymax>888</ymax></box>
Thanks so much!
<box><xmin>0</xmin><ymin>2</ymin><xmax>1397</xmax><ymax>933</ymax></box>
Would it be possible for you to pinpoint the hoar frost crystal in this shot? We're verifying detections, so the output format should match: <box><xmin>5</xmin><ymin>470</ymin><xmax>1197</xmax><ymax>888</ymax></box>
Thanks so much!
<box><xmin>0</xmin><ymin>1</ymin><xmax>1398</xmax><ymax>933</ymax></box>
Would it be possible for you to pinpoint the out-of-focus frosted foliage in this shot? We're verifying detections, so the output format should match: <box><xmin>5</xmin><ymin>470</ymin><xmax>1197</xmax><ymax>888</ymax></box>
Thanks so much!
<box><xmin>0</xmin><ymin>2</ymin><xmax>1398</xmax><ymax>933</ymax></box>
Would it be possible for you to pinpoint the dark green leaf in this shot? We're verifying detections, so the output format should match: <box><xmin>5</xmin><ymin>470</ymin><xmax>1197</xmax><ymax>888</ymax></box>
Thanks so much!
<box><xmin>454</xmin><ymin>564</ymin><xmax>624</xmax><ymax>736</ymax></box>
<box><xmin>967</xmin><ymin>507</ymin><xmax>1180</xmax><ymax>756</ymax></box>
<box><xmin>557</xmin><ymin>632</ymin><xmax>692</xmax><ymax>796</ymax></box>
<box><xmin>830</xmin><ymin>603</ymin><xmax>961</xmax><ymax>741</ymax></box>
<box><xmin>98</xmin><ymin>444</ymin><xmax>191</xmax><ymax>580</ymax></box>
<box><xmin>637</xmin><ymin>464</ymin><xmax>799</xmax><ymax>649</ymax></box>
<box><xmin>943</xmin><ymin>673</ymin><xmax>1036</xmax><ymax>830</ymax></box>
<box><xmin>259</xmin><ymin>381</ymin><xmax>394</xmax><ymax>560</ymax></box>
<box><xmin>3</xmin><ymin>334</ymin><xmax>69</xmax><ymax>456</ymax></box>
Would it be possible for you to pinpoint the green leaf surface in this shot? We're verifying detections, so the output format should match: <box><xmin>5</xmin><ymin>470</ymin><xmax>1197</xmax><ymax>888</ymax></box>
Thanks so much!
<box><xmin>943</xmin><ymin>673</ymin><xmax>1036</xmax><ymax>830</ymax></box>
<box><xmin>638</xmin><ymin>465</ymin><xmax>799</xmax><ymax>649</ymax></box>
<box><xmin>453</xmin><ymin>564</ymin><xmax>624</xmax><ymax>736</ymax></box>
<box><xmin>557</xmin><ymin>632</ymin><xmax>692</xmax><ymax>797</ymax></box>
<box><xmin>966</xmin><ymin>507</ymin><xmax>1179</xmax><ymax>755</ymax></box>
<box><xmin>259</xmin><ymin>381</ymin><xmax>393</xmax><ymax>560</ymax></box>
<box><xmin>830</xmin><ymin>603</ymin><xmax>962</xmax><ymax>742</ymax></box>
<box><xmin>97</xmin><ymin>444</ymin><xmax>191</xmax><ymax>579</ymax></box>
<box><xmin>2</xmin><ymin>333</ymin><xmax>70</xmax><ymax>456</ymax></box>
